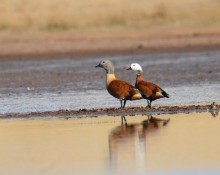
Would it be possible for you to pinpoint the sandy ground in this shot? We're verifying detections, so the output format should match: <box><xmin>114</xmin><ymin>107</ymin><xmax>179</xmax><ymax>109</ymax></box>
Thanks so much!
<box><xmin>0</xmin><ymin>27</ymin><xmax>220</xmax><ymax>118</ymax></box>
<box><xmin>1</xmin><ymin>27</ymin><xmax>220</xmax><ymax>59</ymax></box>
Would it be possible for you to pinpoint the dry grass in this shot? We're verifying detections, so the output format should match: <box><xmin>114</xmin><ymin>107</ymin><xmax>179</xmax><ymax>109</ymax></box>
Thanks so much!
<box><xmin>1</xmin><ymin>0</ymin><xmax>220</xmax><ymax>31</ymax></box>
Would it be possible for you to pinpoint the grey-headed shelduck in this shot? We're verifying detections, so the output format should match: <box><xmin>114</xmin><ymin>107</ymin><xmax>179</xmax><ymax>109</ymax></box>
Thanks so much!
<box><xmin>127</xmin><ymin>63</ymin><xmax>169</xmax><ymax>108</ymax></box>
<box><xmin>96</xmin><ymin>60</ymin><xmax>142</xmax><ymax>108</ymax></box>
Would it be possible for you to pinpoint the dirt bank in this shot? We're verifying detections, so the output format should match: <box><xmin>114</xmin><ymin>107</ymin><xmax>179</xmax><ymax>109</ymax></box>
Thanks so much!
<box><xmin>1</xmin><ymin>103</ymin><xmax>219</xmax><ymax>119</ymax></box>
<box><xmin>1</xmin><ymin>27</ymin><xmax>220</xmax><ymax>59</ymax></box>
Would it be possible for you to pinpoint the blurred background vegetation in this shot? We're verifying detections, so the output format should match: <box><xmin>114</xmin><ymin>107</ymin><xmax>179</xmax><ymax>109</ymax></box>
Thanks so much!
<box><xmin>0</xmin><ymin>0</ymin><xmax>220</xmax><ymax>31</ymax></box>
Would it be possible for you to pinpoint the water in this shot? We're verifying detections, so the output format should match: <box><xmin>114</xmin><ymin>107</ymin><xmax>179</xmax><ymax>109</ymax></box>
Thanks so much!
<box><xmin>0</xmin><ymin>51</ymin><xmax>220</xmax><ymax>114</ymax></box>
<box><xmin>1</xmin><ymin>83</ymin><xmax>220</xmax><ymax>114</ymax></box>
<box><xmin>0</xmin><ymin>112</ymin><xmax>219</xmax><ymax>175</ymax></box>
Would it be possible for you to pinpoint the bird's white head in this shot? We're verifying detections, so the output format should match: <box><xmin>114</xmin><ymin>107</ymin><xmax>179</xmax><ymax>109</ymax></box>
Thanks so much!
<box><xmin>127</xmin><ymin>63</ymin><xmax>143</xmax><ymax>74</ymax></box>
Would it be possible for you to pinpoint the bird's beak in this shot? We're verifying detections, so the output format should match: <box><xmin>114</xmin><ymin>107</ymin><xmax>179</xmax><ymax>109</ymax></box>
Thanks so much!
<box><xmin>126</xmin><ymin>67</ymin><xmax>132</xmax><ymax>70</ymax></box>
<box><xmin>95</xmin><ymin>64</ymin><xmax>101</xmax><ymax>68</ymax></box>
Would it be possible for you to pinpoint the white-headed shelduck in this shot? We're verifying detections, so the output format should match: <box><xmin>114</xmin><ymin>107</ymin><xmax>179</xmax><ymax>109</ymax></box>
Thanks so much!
<box><xmin>96</xmin><ymin>60</ymin><xmax>142</xmax><ymax>108</ymax></box>
<box><xmin>127</xmin><ymin>63</ymin><xmax>169</xmax><ymax>108</ymax></box>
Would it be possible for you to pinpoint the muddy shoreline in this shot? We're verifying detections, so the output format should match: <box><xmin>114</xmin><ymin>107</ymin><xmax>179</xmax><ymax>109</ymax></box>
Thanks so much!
<box><xmin>1</xmin><ymin>103</ymin><xmax>219</xmax><ymax>119</ymax></box>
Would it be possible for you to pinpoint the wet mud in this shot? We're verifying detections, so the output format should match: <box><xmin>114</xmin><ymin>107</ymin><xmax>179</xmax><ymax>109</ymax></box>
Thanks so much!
<box><xmin>1</xmin><ymin>103</ymin><xmax>219</xmax><ymax>119</ymax></box>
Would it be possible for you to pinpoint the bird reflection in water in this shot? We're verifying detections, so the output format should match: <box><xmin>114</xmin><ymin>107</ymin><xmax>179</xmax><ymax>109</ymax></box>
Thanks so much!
<box><xmin>210</xmin><ymin>110</ymin><xmax>219</xmax><ymax>117</ymax></box>
<box><xmin>108</xmin><ymin>114</ymin><xmax>170</xmax><ymax>173</ymax></box>
<box><xmin>209</xmin><ymin>102</ymin><xmax>219</xmax><ymax>117</ymax></box>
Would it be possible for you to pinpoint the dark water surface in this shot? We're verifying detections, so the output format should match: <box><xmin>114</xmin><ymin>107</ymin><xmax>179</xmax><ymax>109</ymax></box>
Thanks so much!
<box><xmin>0</xmin><ymin>112</ymin><xmax>219</xmax><ymax>175</ymax></box>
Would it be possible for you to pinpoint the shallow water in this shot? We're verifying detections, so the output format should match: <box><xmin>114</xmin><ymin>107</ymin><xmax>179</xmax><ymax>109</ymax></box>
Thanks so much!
<box><xmin>1</xmin><ymin>83</ymin><xmax>220</xmax><ymax>114</ymax></box>
<box><xmin>0</xmin><ymin>50</ymin><xmax>220</xmax><ymax>114</ymax></box>
<box><xmin>0</xmin><ymin>112</ymin><xmax>219</xmax><ymax>175</ymax></box>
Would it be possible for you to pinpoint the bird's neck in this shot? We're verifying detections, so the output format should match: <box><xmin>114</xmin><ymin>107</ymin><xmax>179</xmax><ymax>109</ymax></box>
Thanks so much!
<box><xmin>136</xmin><ymin>74</ymin><xmax>145</xmax><ymax>83</ymax></box>
<box><xmin>106</xmin><ymin>73</ymin><xmax>117</xmax><ymax>87</ymax></box>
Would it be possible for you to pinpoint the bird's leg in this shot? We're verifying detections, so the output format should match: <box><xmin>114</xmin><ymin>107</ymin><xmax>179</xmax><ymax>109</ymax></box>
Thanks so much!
<box><xmin>146</xmin><ymin>100</ymin><xmax>151</xmax><ymax>108</ymax></box>
<box><xmin>148</xmin><ymin>101</ymin><xmax>152</xmax><ymax>108</ymax></box>
<box><xmin>123</xmin><ymin>100</ymin><xmax>127</xmax><ymax>108</ymax></box>
<box><xmin>120</xmin><ymin>100</ymin><xmax>123</xmax><ymax>108</ymax></box>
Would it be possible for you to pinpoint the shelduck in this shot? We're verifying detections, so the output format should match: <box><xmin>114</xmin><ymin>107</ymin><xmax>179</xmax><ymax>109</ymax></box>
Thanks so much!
<box><xmin>96</xmin><ymin>60</ymin><xmax>142</xmax><ymax>108</ymax></box>
<box><xmin>127</xmin><ymin>63</ymin><xmax>169</xmax><ymax>108</ymax></box>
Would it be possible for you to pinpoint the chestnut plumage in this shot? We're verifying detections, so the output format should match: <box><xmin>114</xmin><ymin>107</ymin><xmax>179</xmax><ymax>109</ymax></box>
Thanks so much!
<box><xmin>127</xmin><ymin>63</ymin><xmax>169</xmax><ymax>108</ymax></box>
<box><xmin>96</xmin><ymin>60</ymin><xmax>142</xmax><ymax>108</ymax></box>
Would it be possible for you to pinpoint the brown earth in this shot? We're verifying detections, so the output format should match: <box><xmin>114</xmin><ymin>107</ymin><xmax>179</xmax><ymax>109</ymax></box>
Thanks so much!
<box><xmin>1</xmin><ymin>27</ymin><xmax>220</xmax><ymax>59</ymax></box>
<box><xmin>1</xmin><ymin>103</ymin><xmax>219</xmax><ymax>119</ymax></box>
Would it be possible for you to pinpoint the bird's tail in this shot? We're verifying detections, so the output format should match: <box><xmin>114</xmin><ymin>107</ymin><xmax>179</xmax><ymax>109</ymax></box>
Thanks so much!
<box><xmin>162</xmin><ymin>89</ymin><xmax>169</xmax><ymax>98</ymax></box>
